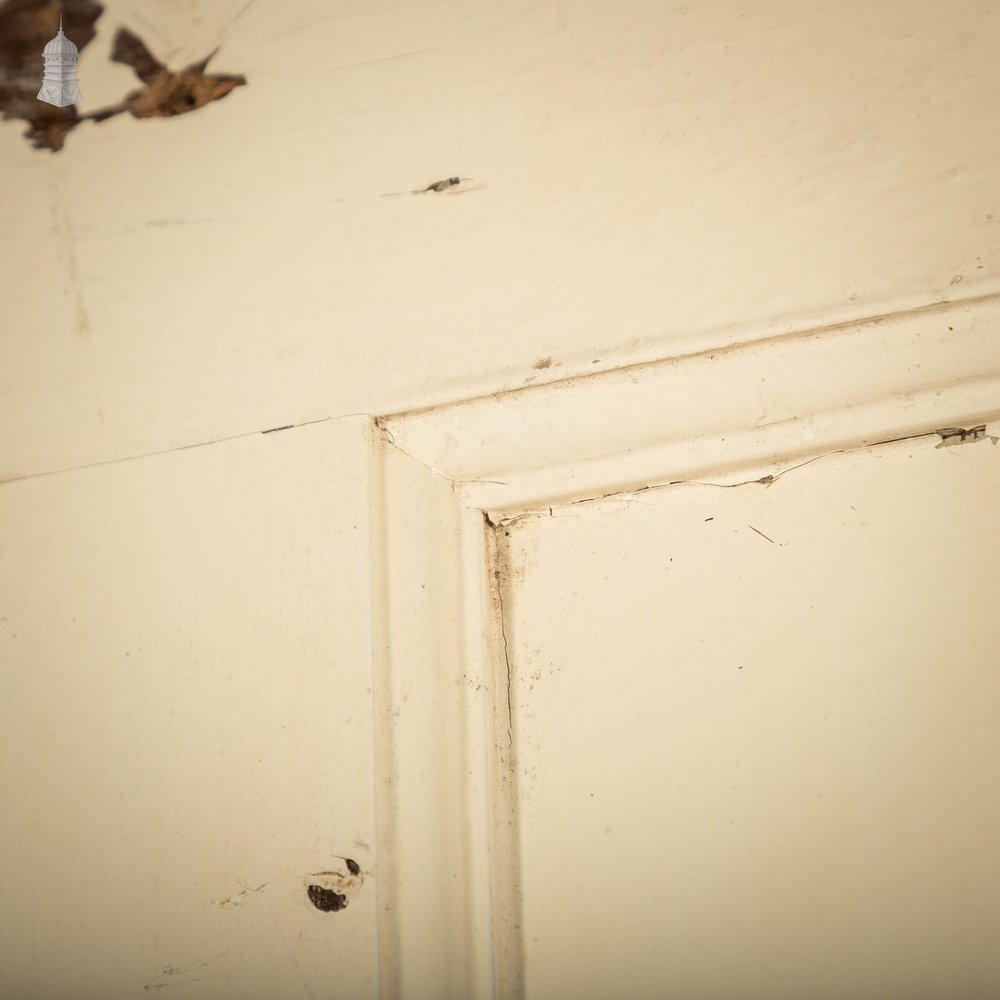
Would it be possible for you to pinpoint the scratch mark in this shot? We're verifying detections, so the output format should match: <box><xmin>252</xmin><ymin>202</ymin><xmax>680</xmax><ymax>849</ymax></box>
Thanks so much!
<box><xmin>747</xmin><ymin>524</ymin><xmax>776</xmax><ymax>545</ymax></box>
<box><xmin>211</xmin><ymin>869</ymin><xmax>289</xmax><ymax>910</ymax></box>
<box><xmin>0</xmin><ymin>415</ymin><xmax>344</xmax><ymax>486</ymax></box>
<box><xmin>145</xmin><ymin>957</ymin><xmax>293</xmax><ymax>992</ymax></box>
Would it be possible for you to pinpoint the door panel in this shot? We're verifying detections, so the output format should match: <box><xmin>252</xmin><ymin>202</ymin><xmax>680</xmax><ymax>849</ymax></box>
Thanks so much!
<box><xmin>498</xmin><ymin>436</ymin><xmax>1000</xmax><ymax>1000</ymax></box>
<box><xmin>0</xmin><ymin>418</ymin><xmax>379</xmax><ymax>999</ymax></box>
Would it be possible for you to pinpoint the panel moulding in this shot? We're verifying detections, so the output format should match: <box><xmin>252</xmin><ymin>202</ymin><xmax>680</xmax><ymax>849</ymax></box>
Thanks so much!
<box><xmin>369</xmin><ymin>291</ymin><xmax>1000</xmax><ymax>998</ymax></box>
<box><xmin>368</xmin><ymin>421</ymin><xmax>505</xmax><ymax>1000</ymax></box>
<box><xmin>379</xmin><ymin>291</ymin><xmax>1000</xmax><ymax>522</ymax></box>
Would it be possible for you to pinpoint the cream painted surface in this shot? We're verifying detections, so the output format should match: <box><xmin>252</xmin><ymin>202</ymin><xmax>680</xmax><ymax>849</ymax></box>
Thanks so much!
<box><xmin>382</xmin><ymin>294</ymin><xmax>1000</xmax><ymax>519</ymax></box>
<box><xmin>3</xmin><ymin>1</ymin><xmax>1000</xmax><ymax>996</ymax></box>
<box><xmin>496</xmin><ymin>434</ymin><xmax>1000</xmax><ymax>999</ymax></box>
<box><xmin>0</xmin><ymin>417</ymin><xmax>380</xmax><ymax>999</ymax></box>
<box><xmin>3</xmin><ymin>0</ymin><xmax>1000</xmax><ymax>479</ymax></box>
<box><xmin>369</xmin><ymin>434</ymin><xmax>496</xmax><ymax>1000</ymax></box>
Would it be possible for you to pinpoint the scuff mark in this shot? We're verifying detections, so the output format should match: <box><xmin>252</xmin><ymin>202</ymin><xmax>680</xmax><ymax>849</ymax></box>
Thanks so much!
<box><xmin>144</xmin><ymin>957</ymin><xmax>293</xmax><ymax>993</ymax></box>
<box><xmin>143</xmin><ymin>953</ymin><xmax>227</xmax><ymax>992</ymax></box>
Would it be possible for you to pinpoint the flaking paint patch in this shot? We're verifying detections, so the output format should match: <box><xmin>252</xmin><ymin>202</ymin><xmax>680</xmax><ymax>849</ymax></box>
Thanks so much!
<box><xmin>305</xmin><ymin>857</ymin><xmax>364</xmax><ymax>913</ymax></box>
<box><xmin>935</xmin><ymin>424</ymin><xmax>997</xmax><ymax>448</ymax></box>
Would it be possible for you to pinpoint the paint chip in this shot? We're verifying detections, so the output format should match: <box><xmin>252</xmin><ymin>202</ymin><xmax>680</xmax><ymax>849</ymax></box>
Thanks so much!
<box><xmin>935</xmin><ymin>424</ymin><xmax>995</xmax><ymax>448</ymax></box>
<box><xmin>419</xmin><ymin>176</ymin><xmax>461</xmax><ymax>193</ymax></box>
<box><xmin>305</xmin><ymin>858</ymin><xmax>364</xmax><ymax>913</ymax></box>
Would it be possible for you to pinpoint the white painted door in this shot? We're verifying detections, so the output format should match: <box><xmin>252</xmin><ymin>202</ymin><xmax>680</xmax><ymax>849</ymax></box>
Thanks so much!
<box><xmin>4</xmin><ymin>307</ymin><xmax>1000</xmax><ymax>1000</ymax></box>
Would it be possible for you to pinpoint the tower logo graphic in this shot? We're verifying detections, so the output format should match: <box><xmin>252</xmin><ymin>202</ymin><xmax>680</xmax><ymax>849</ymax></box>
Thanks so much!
<box><xmin>37</xmin><ymin>15</ymin><xmax>82</xmax><ymax>108</ymax></box>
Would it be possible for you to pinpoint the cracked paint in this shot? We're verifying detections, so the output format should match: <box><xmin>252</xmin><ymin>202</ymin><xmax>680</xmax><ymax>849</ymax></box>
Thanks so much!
<box><xmin>491</xmin><ymin>422</ymin><xmax>1000</xmax><ymax>528</ymax></box>
<box><xmin>491</xmin><ymin>564</ymin><xmax>515</xmax><ymax>753</ymax></box>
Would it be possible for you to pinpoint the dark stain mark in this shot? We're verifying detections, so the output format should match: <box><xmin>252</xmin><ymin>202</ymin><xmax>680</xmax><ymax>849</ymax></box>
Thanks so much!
<box><xmin>935</xmin><ymin>424</ymin><xmax>994</xmax><ymax>448</ymax></box>
<box><xmin>533</xmin><ymin>356</ymin><xmax>554</xmax><ymax>370</ymax></box>
<box><xmin>261</xmin><ymin>424</ymin><xmax>294</xmax><ymax>434</ymax></box>
<box><xmin>704</xmin><ymin>516</ymin><xmax>714</xmax><ymax>521</ymax></box>
<box><xmin>307</xmin><ymin>884</ymin><xmax>348</xmax><ymax>912</ymax></box>
<box><xmin>421</xmin><ymin>176</ymin><xmax>461</xmax><ymax>193</ymax></box>
<box><xmin>0</xmin><ymin>1</ymin><xmax>245</xmax><ymax>151</ymax></box>
<box><xmin>345</xmin><ymin>858</ymin><xmax>361</xmax><ymax>876</ymax></box>
<box><xmin>0</xmin><ymin>0</ymin><xmax>102</xmax><ymax>151</ymax></box>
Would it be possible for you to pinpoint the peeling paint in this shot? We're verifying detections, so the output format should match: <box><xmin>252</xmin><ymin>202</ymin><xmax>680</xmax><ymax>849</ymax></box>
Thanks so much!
<box><xmin>304</xmin><ymin>857</ymin><xmax>364</xmax><ymax>913</ymax></box>
<box><xmin>934</xmin><ymin>424</ymin><xmax>997</xmax><ymax>447</ymax></box>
